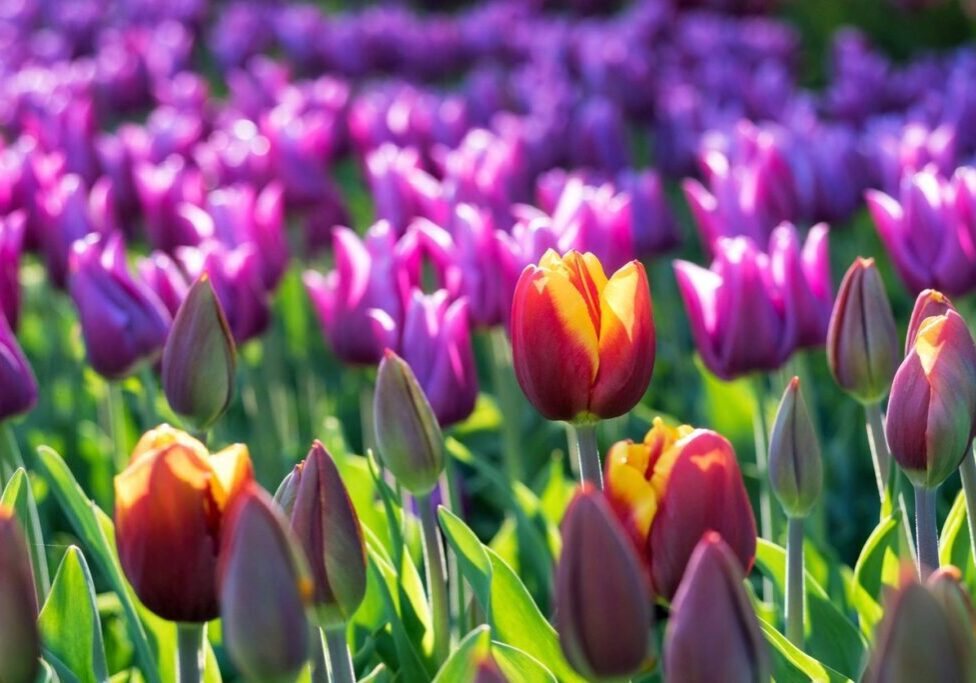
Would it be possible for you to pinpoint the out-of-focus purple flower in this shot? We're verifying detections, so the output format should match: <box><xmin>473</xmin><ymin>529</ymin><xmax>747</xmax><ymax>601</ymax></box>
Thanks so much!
<box><xmin>867</xmin><ymin>122</ymin><xmax>957</xmax><ymax>194</ymax></box>
<box><xmin>69</xmin><ymin>232</ymin><xmax>171</xmax><ymax>379</ymax></box>
<box><xmin>152</xmin><ymin>71</ymin><xmax>211</xmax><ymax>113</ymax></box>
<box><xmin>23</xmin><ymin>94</ymin><xmax>100</xmax><ymax>184</ymax></box>
<box><xmin>209</xmin><ymin>2</ymin><xmax>273</xmax><ymax>71</ymax></box>
<box><xmin>399</xmin><ymin>289</ymin><xmax>478</xmax><ymax>427</ymax></box>
<box><xmin>37</xmin><ymin>173</ymin><xmax>102</xmax><ymax>288</ymax></box>
<box><xmin>261</xmin><ymin>104</ymin><xmax>339</xmax><ymax>208</ymax></box>
<box><xmin>138</xmin><ymin>250</ymin><xmax>189</xmax><ymax>317</ymax></box>
<box><xmin>193</xmin><ymin>119</ymin><xmax>273</xmax><ymax>189</ymax></box>
<box><xmin>365</xmin><ymin>144</ymin><xmax>447</xmax><ymax>235</ymax></box>
<box><xmin>272</xmin><ymin>4</ymin><xmax>328</xmax><ymax>73</ymax></box>
<box><xmin>549</xmin><ymin>179</ymin><xmax>634</xmax><ymax>272</ymax></box>
<box><xmin>570</xmin><ymin>97</ymin><xmax>631</xmax><ymax>173</ymax></box>
<box><xmin>96</xmin><ymin>131</ymin><xmax>138</xmax><ymax>219</ymax></box>
<box><xmin>674</xmin><ymin>236</ymin><xmax>794</xmax><ymax>380</ymax></box>
<box><xmin>300</xmin><ymin>185</ymin><xmax>351</xmax><ymax>254</ymax></box>
<box><xmin>0</xmin><ymin>211</ymin><xmax>25</xmax><ymax>331</ymax></box>
<box><xmin>304</xmin><ymin>222</ymin><xmax>410</xmax><ymax>365</ymax></box>
<box><xmin>617</xmin><ymin>169</ymin><xmax>682</xmax><ymax>258</ymax></box>
<box><xmin>133</xmin><ymin>156</ymin><xmax>205</xmax><ymax>253</ymax></box>
<box><xmin>867</xmin><ymin>168</ymin><xmax>976</xmax><ymax>297</ymax></box>
<box><xmin>770</xmin><ymin>222</ymin><xmax>832</xmax><ymax>348</ymax></box>
<box><xmin>0</xmin><ymin>313</ymin><xmax>37</xmax><ymax>421</ymax></box>
<box><xmin>448</xmin><ymin>205</ymin><xmax>519</xmax><ymax>327</ymax></box>
<box><xmin>176</xmin><ymin>240</ymin><xmax>270</xmax><ymax>344</ymax></box>
<box><xmin>144</xmin><ymin>106</ymin><xmax>205</xmax><ymax>162</ymax></box>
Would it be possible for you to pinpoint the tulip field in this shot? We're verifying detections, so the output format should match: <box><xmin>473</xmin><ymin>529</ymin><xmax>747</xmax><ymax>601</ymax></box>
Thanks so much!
<box><xmin>6</xmin><ymin>0</ymin><xmax>976</xmax><ymax>680</ymax></box>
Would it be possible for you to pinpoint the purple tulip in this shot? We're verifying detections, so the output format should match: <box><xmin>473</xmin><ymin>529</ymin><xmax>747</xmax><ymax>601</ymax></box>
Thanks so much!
<box><xmin>304</xmin><ymin>222</ymin><xmax>409</xmax><ymax>365</ymax></box>
<box><xmin>0</xmin><ymin>313</ymin><xmax>37</xmax><ymax>421</ymax></box>
<box><xmin>0</xmin><ymin>211</ymin><xmax>26</xmax><ymax>331</ymax></box>
<box><xmin>617</xmin><ymin>169</ymin><xmax>681</xmax><ymax>258</ymax></box>
<box><xmin>365</xmin><ymin>144</ymin><xmax>447</xmax><ymax>235</ymax></box>
<box><xmin>448</xmin><ymin>206</ymin><xmax>520</xmax><ymax>327</ymax></box>
<box><xmin>133</xmin><ymin>156</ymin><xmax>205</xmax><ymax>253</ymax></box>
<box><xmin>770</xmin><ymin>222</ymin><xmax>832</xmax><ymax>348</ymax></box>
<box><xmin>69</xmin><ymin>232</ymin><xmax>171</xmax><ymax>379</ymax></box>
<box><xmin>551</xmin><ymin>179</ymin><xmax>635</xmax><ymax>272</ymax></box>
<box><xmin>674</xmin><ymin>236</ymin><xmax>794</xmax><ymax>380</ymax></box>
<box><xmin>300</xmin><ymin>186</ymin><xmax>351</xmax><ymax>254</ymax></box>
<box><xmin>193</xmin><ymin>119</ymin><xmax>273</xmax><ymax>190</ymax></box>
<box><xmin>399</xmin><ymin>289</ymin><xmax>478</xmax><ymax>427</ymax></box>
<box><xmin>261</xmin><ymin>103</ymin><xmax>339</xmax><ymax>207</ymax></box>
<box><xmin>867</xmin><ymin>168</ymin><xmax>976</xmax><ymax>297</ymax></box>
<box><xmin>570</xmin><ymin>97</ymin><xmax>631</xmax><ymax>173</ymax></box>
<box><xmin>176</xmin><ymin>240</ymin><xmax>270</xmax><ymax>345</ymax></box>
<box><xmin>138</xmin><ymin>250</ymin><xmax>190</xmax><ymax>318</ymax></box>
<box><xmin>37</xmin><ymin>173</ymin><xmax>102</xmax><ymax>288</ymax></box>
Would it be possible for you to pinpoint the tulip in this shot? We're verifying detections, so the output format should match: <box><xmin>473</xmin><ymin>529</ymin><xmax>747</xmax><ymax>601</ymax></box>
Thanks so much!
<box><xmin>511</xmin><ymin>249</ymin><xmax>654</xmax><ymax>423</ymax></box>
<box><xmin>605</xmin><ymin>420</ymin><xmax>757</xmax><ymax>599</ymax></box>
<box><xmin>473</xmin><ymin>658</ymin><xmax>509</xmax><ymax>683</ymax></box>
<box><xmin>556</xmin><ymin>486</ymin><xmax>652</xmax><ymax>681</ymax></box>
<box><xmin>0</xmin><ymin>506</ymin><xmax>41</xmax><ymax>683</ymax></box>
<box><xmin>138</xmin><ymin>250</ymin><xmax>190</xmax><ymax>317</ymax></box>
<box><xmin>261</xmin><ymin>103</ymin><xmax>339</xmax><ymax>208</ymax></box>
<box><xmin>926</xmin><ymin>566</ymin><xmax>976</xmax><ymax>666</ymax></box>
<box><xmin>399</xmin><ymin>289</ymin><xmax>478</xmax><ymax>427</ymax></box>
<box><xmin>570</xmin><ymin>97</ymin><xmax>630</xmax><ymax>173</ymax></box>
<box><xmin>770</xmin><ymin>222</ymin><xmax>832</xmax><ymax>349</ymax></box>
<box><xmin>0</xmin><ymin>313</ymin><xmax>38</xmax><ymax>422</ymax></box>
<box><xmin>617</xmin><ymin>169</ymin><xmax>681</xmax><ymax>259</ymax></box>
<box><xmin>161</xmin><ymin>275</ymin><xmax>236</xmax><ymax>433</ymax></box>
<box><xmin>285</xmin><ymin>441</ymin><xmax>367</xmax><ymax>628</ymax></box>
<box><xmin>218</xmin><ymin>484</ymin><xmax>311</xmax><ymax>681</ymax></box>
<box><xmin>373</xmin><ymin>350</ymin><xmax>444</xmax><ymax>496</ymax></box>
<box><xmin>551</xmin><ymin>180</ymin><xmax>635</xmax><ymax>273</ymax></box>
<box><xmin>664</xmin><ymin>532</ymin><xmax>769</xmax><ymax>683</ymax></box>
<box><xmin>904</xmin><ymin>289</ymin><xmax>953</xmax><ymax>353</ymax></box>
<box><xmin>365</xmin><ymin>144</ymin><xmax>447</xmax><ymax>235</ymax></box>
<box><xmin>37</xmin><ymin>173</ymin><xmax>101</xmax><ymax>288</ymax></box>
<box><xmin>133</xmin><ymin>156</ymin><xmax>206</xmax><ymax>253</ymax></box>
<box><xmin>304</xmin><ymin>222</ymin><xmax>407</xmax><ymax>365</ymax></box>
<box><xmin>827</xmin><ymin>257</ymin><xmax>900</xmax><ymax>404</ymax></box>
<box><xmin>0</xmin><ymin>210</ymin><xmax>25</xmax><ymax>330</ymax></box>
<box><xmin>768</xmin><ymin>377</ymin><xmax>823</xmax><ymax>519</ymax></box>
<box><xmin>114</xmin><ymin>424</ymin><xmax>254</xmax><ymax>622</ymax></box>
<box><xmin>867</xmin><ymin>169</ymin><xmax>976</xmax><ymax>297</ymax></box>
<box><xmin>674</xmin><ymin>237</ymin><xmax>792</xmax><ymax>381</ymax></box>
<box><xmin>863</xmin><ymin>569</ymin><xmax>976</xmax><ymax>682</ymax></box>
<box><xmin>69</xmin><ymin>232</ymin><xmax>172</xmax><ymax>380</ymax></box>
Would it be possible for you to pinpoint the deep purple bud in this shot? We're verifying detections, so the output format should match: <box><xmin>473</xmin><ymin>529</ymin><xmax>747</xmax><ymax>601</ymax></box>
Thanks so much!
<box><xmin>0</xmin><ymin>211</ymin><xmax>26</xmax><ymax>330</ymax></box>
<box><xmin>0</xmin><ymin>315</ymin><xmax>38</xmax><ymax>421</ymax></box>
<box><xmin>38</xmin><ymin>173</ymin><xmax>100</xmax><ymax>288</ymax></box>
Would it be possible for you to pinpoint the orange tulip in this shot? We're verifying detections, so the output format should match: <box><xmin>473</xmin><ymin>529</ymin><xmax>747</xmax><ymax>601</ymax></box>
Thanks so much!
<box><xmin>510</xmin><ymin>249</ymin><xmax>654</xmax><ymax>422</ymax></box>
<box><xmin>605</xmin><ymin>418</ymin><xmax>756</xmax><ymax>599</ymax></box>
<box><xmin>115</xmin><ymin>424</ymin><xmax>254</xmax><ymax>622</ymax></box>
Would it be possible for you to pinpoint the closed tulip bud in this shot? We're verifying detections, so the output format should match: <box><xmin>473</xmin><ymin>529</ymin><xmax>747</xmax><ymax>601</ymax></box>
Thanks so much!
<box><xmin>162</xmin><ymin>275</ymin><xmax>236</xmax><ymax>433</ymax></box>
<box><xmin>605</xmin><ymin>420</ymin><xmax>756</xmax><ymax>599</ymax></box>
<box><xmin>0</xmin><ymin>314</ymin><xmax>38</xmax><ymax>421</ymax></box>
<box><xmin>926</xmin><ymin>566</ymin><xmax>976</xmax><ymax>668</ymax></box>
<box><xmin>511</xmin><ymin>249</ymin><xmax>654</xmax><ymax>422</ymax></box>
<box><xmin>886</xmin><ymin>308</ymin><xmax>976</xmax><ymax>489</ymax></box>
<box><xmin>864</xmin><ymin>570</ymin><xmax>976</xmax><ymax>682</ymax></box>
<box><xmin>218</xmin><ymin>484</ymin><xmax>311</xmax><ymax>682</ymax></box>
<box><xmin>373</xmin><ymin>350</ymin><xmax>444</xmax><ymax>495</ymax></box>
<box><xmin>273</xmin><ymin>468</ymin><xmax>299</xmax><ymax>518</ymax></box>
<box><xmin>473</xmin><ymin>657</ymin><xmax>509</xmax><ymax>683</ymax></box>
<box><xmin>287</xmin><ymin>441</ymin><xmax>367</xmax><ymax>628</ymax></box>
<box><xmin>768</xmin><ymin>377</ymin><xmax>823</xmax><ymax>517</ymax></box>
<box><xmin>905</xmin><ymin>289</ymin><xmax>953</xmax><ymax>353</ymax></box>
<box><xmin>115</xmin><ymin>425</ymin><xmax>254</xmax><ymax>622</ymax></box>
<box><xmin>827</xmin><ymin>258</ymin><xmax>899</xmax><ymax>404</ymax></box>
<box><xmin>664</xmin><ymin>533</ymin><xmax>769</xmax><ymax>683</ymax></box>
<box><xmin>0</xmin><ymin>507</ymin><xmax>41</xmax><ymax>683</ymax></box>
<box><xmin>556</xmin><ymin>486</ymin><xmax>653</xmax><ymax>681</ymax></box>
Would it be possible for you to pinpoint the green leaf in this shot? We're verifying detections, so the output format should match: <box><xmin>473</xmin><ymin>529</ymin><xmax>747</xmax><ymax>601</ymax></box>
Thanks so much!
<box><xmin>760</xmin><ymin>621</ymin><xmax>853</xmax><ymax>683</ymax></box>
<box><xmin>941</xmin><ymin>489</ymin><xmax>976</xmax><ymax>594</ymax></box>
<box><xmin>851</xmin><ymin>513</ymin><xmax>903</xmax><ymax>637</ymax></box>
<box><xmin>1</xmin><ymin>467</ymin><xmax>50</xmax><ymax>601</ymax></box>
<box><xmin>432</xmin><ymin>626</ymin><xmax>492</xmax><ymax>682</ymax></box>
<box><xmin>35</xmin><ymin>446</ymin><xmax>160</xmax><ymax>683</ymax></box>
<box><xmin>39</xmin><ymin>546</ymin><xmax>110</xmax><ymax>683</ymax></box>
<box><xmin>754</xmin><ymin>539</ymin><xmax>865</xmax><ymax>678</ymax></box>
<box><xmin>438</xmin><ymin>508</ymin><xmax>492</xmax><ymax>607</ymax></box>
<box><xmin>490</xmin><ymin>642</ymin><xmax>557</xmax><ymax>683</ymax></box>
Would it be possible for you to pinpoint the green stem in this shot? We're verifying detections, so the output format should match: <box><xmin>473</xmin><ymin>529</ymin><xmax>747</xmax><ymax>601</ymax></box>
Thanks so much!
<box><xmin>751</xmin><ymin>375</ymin><xmax>774</xmax><ymax>603</ymax></box>
<box><xmin>0</xmin><ymin>420</ymin><xmax>25</xmax><ymax>484</ymax></box>
<box><xmin>309</xmin><ymin>626</ymin><xmax>329</xmax><ymax>683</ymax></box>
<box><xmin>417</xmin><ymin>492</ymin><xmax>450</xmax><ymax>664</ymax></box>
<box><xmin>324</xmin><ymin>626</ymin><xmax>355</xmax><ymax>683</ymax></box>
<box><xmin>440</xmin><ymin>467</ymin><xmax>466</xmax><ymax>636</ymax></box>
<box><xmin>959</xmin><ymin>447</ymin><xmax>976</xmax><ymax>570</ymax></box>
<box><xmin>176</xmin><ymin>622</ymin><xmax>205</xmax><ymax>683</ymax></box>
<box><xmin>571</xmin><ymin>423</ymin><xmax>602</xmax><ymax>489</ymax></box>
<box><xmin>138</xmin><ymin>365</ymin><xmax>160</xmax><ymax>429</ymax></box>
<box><xmin>785</xmin><ymin>516</ymin><xmax>805</xmax><ymax>649</ymax></box>
<box><xmin>864</xmin><ymin>402</ymin><xmax>892</xmax><ymax>508</ymax></box>
<box><xmin>489</xmin><ymin>328</ymin><xmax>523</xmax><ymax>484</ymax></box>
<box><xmin>914</xmin><ymin>485</ymin><xmax>939</xmax><ymax>580</ymax></box>
<box><xmin>359</xmin><ymin>374</ymin><xmax>376</xmax><ymax>457</ymax></box>
<box><xmin>106</xmin><ymin>380</ymin><xmax>128</xmax><ymax>475</ymax></box>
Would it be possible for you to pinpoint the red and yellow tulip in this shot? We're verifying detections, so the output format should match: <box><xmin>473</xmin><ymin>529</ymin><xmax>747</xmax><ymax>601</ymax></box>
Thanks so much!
<box><xmin>510</xmin><ymin>249</ymin><xmax>654</xmax><ymax>422</ymax></box>
<box><xmin>114</xmin><ymin>424</ymin><xmax>254</xmax><ymax>622</ymax></box>
<box><xmin>605</xmin><ymin>418</ymin><xmax>756</xmax><ymax>599</ymax></box>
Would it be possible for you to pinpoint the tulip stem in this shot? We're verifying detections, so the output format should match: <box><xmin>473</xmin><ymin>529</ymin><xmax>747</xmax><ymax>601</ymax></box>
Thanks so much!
<box><xmin>914</xmin><ymin>485</ymin><xmax>939</xmax><ymax>579</ymax></box>
<box><xmin>785</xmin><ymin>516</ymin><xmax>805</xmax><ymax>649</ymax></box>
<box><xmin>571</xmin><ymin>423</ymin><xmax>602</xmax><ymax>489</ymax></box>
<box><xmin>176</xmin><ymin>622</ymin><xmax>205</xmax><ymax>683</ymax></box>
<box><xmin>489</xmin><ymin>328</ymin><xmax>523</xmax><ymax>484</ymax></box>
<box><xmin>0</xmin><ymin>420</ymin><xmax>25</xmax><ymax>484</ymax></box>
<box><xmin>359</xmin><ymin>373</ymin><xmax>377</xmax><ymax>456</ymax></box>
<box><xmin>309</xmin><ymin>626</ymin><xmax>329</xmax><ymax>683</ymax></box>
<box><xmin>864</xmin><ymin>402</ymin><xmax>892</xmax><ymax>507</ymax></box>
<box><xmin>750</xmin><ymin>376</ymin><xmax>774</xmax><ymax>602</ymax></box>
<box><xmin>417</xmin><ymin>492</ymin><xmax>450</xmax><ymax>664</ymax></box>
<box><xmin>138</xmin><ymin>366</ymin><xmax>159</xmax><ymax>429</ymax></box>
<box><xmin>325</xmin><ymin>626</ymin><xmax>355</xmax><ymax>683</ymax></box>
<box><xmin>959</xmin><ymin>447</ymin><xmax>976</xmax><ymax>569</ymax></box>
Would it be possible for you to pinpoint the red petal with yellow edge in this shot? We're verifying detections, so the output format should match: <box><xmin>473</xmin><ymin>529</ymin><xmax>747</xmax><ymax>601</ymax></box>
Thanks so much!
<box><xmin>130</xmin><ymin>423</ymin><xmax>208</xmax><ymax>464</ymax></box>
<box><xmin>590</xmin><ymin>261</ymin><xmax>655</xmax><ymax>419</ymax></box>
<box><xmin>647</xmin><ymin>430</ymin><xmax>756</xmax><ymax>600</ymax></box>
<box><xmin>604</xmin><ymin>440</ymin><xmax>659</xmax><ymax>542</ymax></box>
<box><xmin>511</xmin><ymin>264</ymin><xmax>599</xmax><ymax>421</ymax></box>
<box><xmin>115</xmin><ymin>444</ymin><xmax>223</xmax><ymax>622</ymax></box>
<box><xmin>209</xmin><ymin>443</ymin><xmax>255</xmax><ymax>508</ymax></box>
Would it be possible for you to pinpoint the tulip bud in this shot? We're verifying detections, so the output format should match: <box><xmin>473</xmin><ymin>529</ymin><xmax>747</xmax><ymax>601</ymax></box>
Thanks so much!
<box><xmin>373</xmin><ymin>350</ymin><xmax>444</xmax><ymax>495</ymax></box>
<box><xmin>0</xmin><ymin>506</ymin><xmax>40</xmax><ymax>683</ymax></box>
<box><xmin>886</xmin><ymin>308</ymin><xmax>976</xmax><ymax>489</ymax></box>
<box><xmin>864</xmin><ymin>569</ymin><xmax>976</xmax><ymax>682</ymax></box>
<box><xmin>0</xmin><ymin>314</ymin><xmax>37</xmax><ymax>421</ymax></box>
<box><xmin>162</xmin><ymin>274</ymin><xmax>236</xmax><ymax>433</ymax></box>
<box><xmin>905</xmin><ymin>289</ymin><xmax>953</xmax><ymax>353</ymax></box>
<box><xmin>664</xmin><ymin>532</ymin><xmax>769</xmax><ymax>683</ymax></box>
<box><xmin>511</xmin><ymin>249</ymin><xmax>654</xmax><ymax>422</ymax></box>
<box><xmin>115</xmin><ymin>425</ymin><xmax>254</xmax><ymax>622</ymax></box>
<box><xmin>556</xmin><ymin>486</ymin><xmax>653</xmax><ymax>681</ymax></box>
<box><xmin>473</xmin><ymin>656</ymin><xmax>509</xmax><ymax>683</ymax></box>
<box><xmin>287</xmin><ymin>441</ymin><xmax>367</xmax><ymax>628</ymax></box>
<box><xmin>218</xmin><ymin>484</ymin><xmax>311</xmax><ymax>681</ymax></box>
<box><xmin>768</xmin><ymin>377</ymin><xmax>823</xmax><ymax>517</ymax></box>
<box><xmin>273</xmin><ymin>468</ymin><xmax>299</xmax><ymax>517</ymax></box>
<box><xmin>926</xmin><ymin>566</ymin><xmax>976</xmax><ymax>669</ymax></box>
<box><xmin>827</xmin><ymin>258</ymin><xmax>899</xmax><ymax>404</ymax></box>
